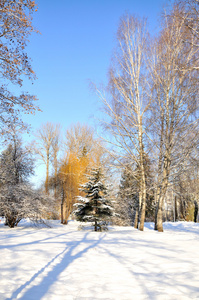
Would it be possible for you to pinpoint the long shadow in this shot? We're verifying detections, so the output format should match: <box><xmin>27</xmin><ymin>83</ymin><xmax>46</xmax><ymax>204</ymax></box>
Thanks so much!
<box><xmin>141</xmin><ymin>222</ymin><xmax>199</xmax><ymax>236</ymax></box>
<box><xmin>6</xmin><ymin>232</ymin><xmax>105</xmax><ymax>300</ymax></box>
<box><xmin>0</xmin><ymin>227</ymin><xmax>37</xmax><ymax>240</ymax></box>
<box><xmin>165</xmin><ymin>227</ymin><xmax>199</xmax><ymax>236</ymax></box>
<box><xmin>98</xmin><ymin>244</ymin><xmax>155</xmax><ymax>299</ymax></box>
<box><xmin>98</xmin><ymin>242</ymin><xmax>199</xmax><ymax>299</ymax></box>
<box><xmin>0</xmin><ymin>231</ymin><xmax>76</xmax><ymax>250</ymax></box>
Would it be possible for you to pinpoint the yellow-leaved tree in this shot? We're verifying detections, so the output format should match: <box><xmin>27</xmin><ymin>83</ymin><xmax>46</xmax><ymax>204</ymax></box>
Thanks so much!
<box><xmin>57</xmin><ymin>123</ymin><xmax>108</xmax><ymax>224</ymax></box>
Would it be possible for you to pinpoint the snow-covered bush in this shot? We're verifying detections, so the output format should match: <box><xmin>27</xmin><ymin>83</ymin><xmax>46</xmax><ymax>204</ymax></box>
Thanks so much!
<box><xmin>0</xmin><ymin>137</ymin><xmax>55</xmax><ymax>227</ymax></box>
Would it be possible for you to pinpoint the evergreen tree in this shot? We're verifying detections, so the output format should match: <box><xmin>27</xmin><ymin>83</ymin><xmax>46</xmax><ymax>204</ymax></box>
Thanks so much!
<box><xmin>116</xmin><ymin>167</ymin><xmax>138</xmax><ymax>226</ymax></box>
<box><xmin>116</xmin><ymin>155</ymin><xmax>155</xmax><ymax>227</ymax></box>
<box><xmin>73</xmin><ymin>168</ymin><xmax>114</xmax><ymax>231</ymax></box>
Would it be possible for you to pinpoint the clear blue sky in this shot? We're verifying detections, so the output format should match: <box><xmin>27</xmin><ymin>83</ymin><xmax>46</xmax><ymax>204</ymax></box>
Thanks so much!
<box><xmin>20</xmin><ymin>0</ymin><xmax>167</xmax><ymax>185</ymax></box>
<box><xmin>22</xmin><ymin>0</ymin><xmax>167</xmax><ymax>134</ymax></box>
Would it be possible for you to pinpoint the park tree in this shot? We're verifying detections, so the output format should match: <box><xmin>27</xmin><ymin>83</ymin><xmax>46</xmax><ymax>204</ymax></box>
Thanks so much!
<box><xmin>172</xmin><ymin>149</ymin><xmax>199</xmax><ymax>222</ymax></box>
<box><xmin>116</xmin><ymin>154</ymin><xmax>155</xmax><ymax>227</ymax></box>
<box><xmin>58</xmin><ymin>152</ymin><xmax>90</xmax><ymax>224</ymax></box>
<box><xmin>95</xmin><ymin>15</ymin><xmax>151</xmax><ymax>231</ymax></box>
<box><xmin>33</xmin><ymin>122</ymin><xmax>61</xmax><ymax>194</ymax></box>
<box><xmin>148</xmin><ymin>4</ymin><xmax>199</xmax><ymax>231</ymax></box>
<box><xmin>64</xmin><ymin>123</ymin><xmax>95</xmax><ymax>158</ymax></box>
<box><xmin>73</xmin><ymin>168</ymin><xmax>114</xmax><ymax>231</ymax></box>
<box><xmin>0</xmin><ymin>134</ymin><xmax>53</xmax><ymax>227</ymax></box>
<box><xmin>64</xmin><ymin>123</ymin><xmax>107</xmax><ymax>166</ymax></box>
<box><xmin>174</xmin><ymin>0</ymin><xmax>199</xmax><ymax>49</ymax></box>
<box><xmin>0</xmin><ymin>0</ymin><xmax>39</xmax><ymax>134</ymax></box>
<box><xmin>57</xmin><ymin>123</ymin><xmax>110</xmax><ymax>224</ymax></box>
<box><xmin>116</xmin><ymin>166</ymin><xmax>137</xmax><ymax>226</ymax></box>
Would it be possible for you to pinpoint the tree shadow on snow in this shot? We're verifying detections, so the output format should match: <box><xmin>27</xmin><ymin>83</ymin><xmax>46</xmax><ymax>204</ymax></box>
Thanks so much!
<box><xmin>0</xmin><ymin>231</ymin><xmax>76</xmax><ymax>250</ymax></box>
<box><xmin>98</xmin><ymin>241</ymin><xmax>199</xmax><ymax>299</ymax></box>
<box><xmin>6</xmin><ymin>232</ymin><xmax>105</xmax><ymax>300</ymax></box>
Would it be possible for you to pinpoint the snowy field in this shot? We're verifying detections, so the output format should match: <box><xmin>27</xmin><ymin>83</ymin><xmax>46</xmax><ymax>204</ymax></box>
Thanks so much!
<box><xmin>0</xmin><ymin>219</ymin><xmax>199</xmax><ymax>300</ymax></box>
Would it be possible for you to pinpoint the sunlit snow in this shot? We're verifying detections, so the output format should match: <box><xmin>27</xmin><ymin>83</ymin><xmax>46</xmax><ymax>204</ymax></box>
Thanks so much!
<box><xmin>0</xmin><ymin>219</ymin><xmax>199</xmax><ymax>300</ymax></box>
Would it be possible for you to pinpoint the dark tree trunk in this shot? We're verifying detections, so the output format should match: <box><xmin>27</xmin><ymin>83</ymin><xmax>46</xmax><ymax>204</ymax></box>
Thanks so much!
<box><xmin>61</xmin><ymin>186</ymin><xmax>64</xmax><ymax>224</ymax></box>
<box><xmin>94</xmin><ymin>219</ymin><xmax>97</xmax><ymax>231</ymax></box>
<box><xmin>194</xmin><ymin>201</ymin><xmax>198</xmax><ymax>223</ymax></box>
<box><xmin>179</xmin><ymin>197</ymin><xmax>186</xmax><ymax>220</ymax></box>
<box><xmin>6</xmin><ymin>215</ymin><xmax>21</xmax><ymax>228</ymax></box>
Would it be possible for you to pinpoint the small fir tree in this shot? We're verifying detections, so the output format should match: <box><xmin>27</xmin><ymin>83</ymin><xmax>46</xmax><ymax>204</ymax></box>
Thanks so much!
<box><xmin>73</xmin><ymin>168</ymin><xmax>114</xmax><ymax>231</ymax></box>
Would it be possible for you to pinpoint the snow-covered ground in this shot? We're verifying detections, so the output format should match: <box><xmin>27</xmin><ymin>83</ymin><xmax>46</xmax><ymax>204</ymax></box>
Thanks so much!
<box><xmin>0</xmin><ymin>219</ymin><xmax>199</xmax><ymax>300</ymax></box>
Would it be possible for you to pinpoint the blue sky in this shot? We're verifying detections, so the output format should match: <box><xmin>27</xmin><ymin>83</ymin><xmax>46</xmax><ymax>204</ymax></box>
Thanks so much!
<box><xmin>19</xmin><ymin>0</ymin><xmax>167</xmax><ymax>185</ymax></box>
<box><xmin>22</xmin><ymin>0</ymin><xmax>167</xmax><ymax>134</ymax></box>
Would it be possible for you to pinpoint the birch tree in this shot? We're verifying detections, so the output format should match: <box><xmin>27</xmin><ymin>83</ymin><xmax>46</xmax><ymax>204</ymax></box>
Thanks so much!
<box><xmin>95</xmin><ymin>15</ymin><xmax>150</xmax><ymax>231</ymax></box>
<box><xmin>175</xmin><ymin>0</ymin><xmax>199</xmax><ymax>48</ymax></box>
<box><xmin>149</xmin><ymin>5</ymin><xmax>199</xmax><ymax>231</ymax></box>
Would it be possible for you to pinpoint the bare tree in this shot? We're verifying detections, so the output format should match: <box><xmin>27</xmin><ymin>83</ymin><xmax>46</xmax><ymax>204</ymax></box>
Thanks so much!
<box><xmin>64</xmin><ymin>122</ymin><xmax>109</xmax><ymax>167</ymax></box>
<box><xmin>173</xmin><ymin>146</ymin><xmax>199</xmax><ymax>221</ymax></box>
<box><xmin>95</xmin><ymin>15</ymin><xmax>151</xmax><ymax>231</ymax></box>
<box><xmin>51</xmin><ymin>127</ymin><xmax>62</xmax><ymax>198</ymax></box>
<box><xmin>33</xmin><ymin>122</ymin><xmax>61</xmax><ymax>193</ymax></box>
<box><xmin>175</xmin><ymin>0</ymin><xmax>199</xmax><ymax>49</ymax></box>
<box><xmin>149</xmin><ymin>5</ymin><xmax>199</xmax><ymax>231</ymax></box>
<box><xmin>0</xmin><ymin>0</ymin><xmax>40</xmax><ymax>135</ymax></box>
<box><xmin>0</xmin><ymin>133</ymin><xmax>55</xmax><ymax>228</ymax></box>
<box><xmin>65</xmin><ymin>123</ymin><xmax>95</xmax><ymax>157</ymax></box>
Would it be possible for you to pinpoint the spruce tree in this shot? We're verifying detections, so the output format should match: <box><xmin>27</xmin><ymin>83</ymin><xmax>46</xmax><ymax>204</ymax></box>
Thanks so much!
<box><xmin>73</xmin><ymin>168</ymin><xmax>114</xmax><ymax>231</ymax></box>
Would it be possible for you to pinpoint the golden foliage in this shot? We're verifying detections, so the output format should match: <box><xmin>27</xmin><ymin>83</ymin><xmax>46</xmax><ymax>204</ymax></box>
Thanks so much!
<box><xmin>59</xmin><ymin>152</ymin><xmax>92</xmax><ymax>223</ymax></box>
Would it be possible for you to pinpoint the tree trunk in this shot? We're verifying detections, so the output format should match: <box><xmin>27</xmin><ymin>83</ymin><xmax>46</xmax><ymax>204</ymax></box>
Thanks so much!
<box><xmin>179</xmin><ymin>197</ymin><xmax>186</xmax><ymax>220</ymax></box>
<box><xmin>156</xmin><ymin>204</ymin><xmax>163</xmax><ymax>232</ymax></box>
<box><xmin>54</xmin><ymin>154</ymin><xmax>58</xmax><ymax>199</ymax></box>
<box><xmin>154</xmin><ymin>195</ymin><xmax>164</xmax><ymax>232</ymax></box>
<box><xmin>134</xmin><ymin>209</ymin><xmax>139</xmax><ymax>229</ymax></box>
<box><xmin>139</xmin><ymin>169</ymin><xmax>146</xmax><ymax>231</ymax></box>
<box><xmin>61</xmin><ymin>187</ymin><xmax>64</xmax><ymax>224</ymax></box>
<box><xmin>139</xmin><ymin>188</ymin><xmax>146</xmax><ymax>231</ymax></box>
<box><xmin>138</xmin><ymin>115</ymin><xmax>146</xmax><ymax>231</ymax></box>
<box><xmin>45</xmin><ymin>150</ymin><xmax>49</xmax><ymax>194</ymax></box>
<box><xmin>174</xmin><ymin>196</ymin><xmax>178</xmax><ymax>222</ymax></box>
<box><xmin>61</xmin><ymin>203</ymin><xmax>63</xmax><ymax>224</ymax></box>
<box><xmin>94</xmin><ymin>219</ymin><xmax>97</xmax><ymax>231</ymax></box>
<box><xmin>155</xmin><ymin>149</ymin><xmax>171</xmax><ymax>232</ymax></box>
<box><xmin>194</xmin><ymin>201</ymin><xmax>198</xmax><ymax>223</ymax></box>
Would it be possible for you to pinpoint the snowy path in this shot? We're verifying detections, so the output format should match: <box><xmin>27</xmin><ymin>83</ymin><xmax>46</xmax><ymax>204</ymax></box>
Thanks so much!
<box><xmin>0</xmin><ymin>220</ymin><xmax>199</xmax><ymax>300</ymax></box>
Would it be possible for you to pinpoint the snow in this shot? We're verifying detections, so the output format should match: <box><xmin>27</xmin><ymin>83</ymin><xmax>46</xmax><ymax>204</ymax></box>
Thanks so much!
<box><xmin>0</xmin><ymin>219</ymin><xmax>199</xmax><ymax>300</ymax></box>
